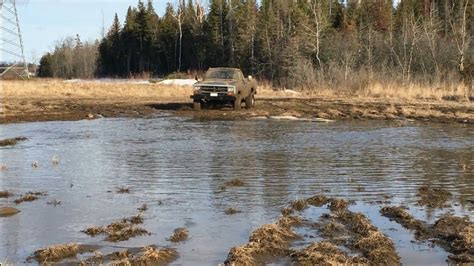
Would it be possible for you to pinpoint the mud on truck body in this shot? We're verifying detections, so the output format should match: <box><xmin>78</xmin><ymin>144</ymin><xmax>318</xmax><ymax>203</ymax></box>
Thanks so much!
<box><xmin>191</xmin><ymin>68</ymin><xmax>257</xmax><ymax>111</ymax></box>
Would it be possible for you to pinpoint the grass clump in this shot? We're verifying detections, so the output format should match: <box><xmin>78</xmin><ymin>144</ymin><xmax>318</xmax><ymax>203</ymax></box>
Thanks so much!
<box><xmin>290</xmin><ymin>199</ymin><xmax>308</xmax><ymax>212</ymax></box>
<box><xmin>0</xmin><ymin>191</ymin><xmax>12</xmax><ymax>198</ymax></box>
<box><xmin>417</xmin><ymin>185</ymin><xmax>452</xmax><ymax>208</ymax></box>
<box><xmin>167</xmin><ymin>228</ymin><xmax>189</xmax><ymax>242</ymax></box>
<box><xmin>306</xmin><ymin>195</ymin><xmax>330</xmax><ymax>207</ymax></box>
<box><xmin>291</xmin><ymin>241</ymin><xmax>368</xmax><ymax>265</ymax></box>
<box><xmin>329</xmin><ymin>198</ymin><xmax>349</xmax><ymax>213</ymax></box>
<box><xmin>82</xmin><ymin>213</ymin><xmax>149</xmax><ymax>242</ymax></box>
<box><xmin>14</xmin><ymin>191</ymin><xmax>47</xmax><ymax>204</ymax></box>
<box><xmin>225</xmin><ymin>207</ymin><xmax>240</xmax><ymax>215</ymax></box>
<box><xmin>116</xmin><ymin>187</ymin><xmax>130</xmax><ymax>194</ymax></box>
<box><xmin>33</xmin><ymin>243</ymin><xmax>80</xmax><ymax>262</ymax></box>
<box><xmin>224</xmin><ymin>178</ymin><xmax>245</xmax><ymax>187</ymax></box>
<box><xmin>0</xmin><ymin>137</ymin><xmax>27</xmax><ymax>147</ymax></box>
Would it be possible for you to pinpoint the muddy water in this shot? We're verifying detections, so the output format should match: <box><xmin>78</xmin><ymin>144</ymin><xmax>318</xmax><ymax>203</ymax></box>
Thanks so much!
<box><xmin>0</xmin><ymin>117</ymin><xmax>472</xmax><ymax>264</ymax></box>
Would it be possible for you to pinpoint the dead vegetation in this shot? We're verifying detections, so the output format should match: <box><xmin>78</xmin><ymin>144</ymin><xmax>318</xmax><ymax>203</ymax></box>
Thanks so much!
<box><xmin>0</xmin><ymin>191</ymin><xmax>13</xmax><ymax>198</ymax></box>
<box><xmin>380</xmin><ymin>206</ymin><xmax>430</xmax><ymax>237</ymax></box>
<box><xmin>33</xmin><ymin>243</ymin><xmax>97</xmax><ymax>263</ymax></box>
<box><xmin>0</xmin><ymin>207</ymin><xmax>20</xmax><ymax>217</ymax></box>
<box><xmin>137</xmin><ymin>203</ymin><xmax>148</xmax><ymax>212</ymax></box>
<box><xmin>291</xmin><ymin>241</ymin><xmax>368</xmax><ymax>265</ymax></box>
<box><xmin>225</xmin><ymin>207</ymin><xmax>240</xmax><ymax>215</ymax></box>
<box><xmin>167</xmin><ymin>228</ymin><xmax>189</xmax><ymax>242</ymax></box>
<box><xmin>116</xmin><ymin>186</ymin><xmax>130</xmax><ymax>194</ymax></box>
<box><xmin>224</xmin><ymin>216</ymin><xmax>300</xmax><ymax>265</ymax></box>
<box><xmin>329</xmin><ymin>198</ymin><xmax>349</xmax><ymax>213</ymax></box>
<box><xmin>14</xmin><ymin>191</ymin><xmax>47</xmax><ymax>204</ymax></box>
<box><xmin>417</xmin><ymin>185</ymin><xmax>452</xmax><ymax>208</ymax></box>
<box><xmin>0</xmin><ymin>137</ymin><xmax>27</xmax><ymax>147</ymax></box>
<box><xmin>82</xmin><ymin>212</ymin><xmax>149</xmax><ymax>242</ymax></box>
<box><xmin>306</xmin><ymin>195</ymin><xmax>330</xmax><ymax>207</ymax></box>
<box><xmin>290</xmin><ymin>199</ymin><xmax>309</xmax><ymax>212</ymax></box>
<box><xmin>224</xmin><ymin>178</ymin><xmax>245</xmax><ymax>187</ymax></box>
<box><xmin>47</xmin><ymin>199</ymin><xmax>62</xmax><ymax>206</ymax></box>
<box><xmin>381</xmin><ymin>205</ymin><xmax>473</xmax><ymax>262</ymax></box>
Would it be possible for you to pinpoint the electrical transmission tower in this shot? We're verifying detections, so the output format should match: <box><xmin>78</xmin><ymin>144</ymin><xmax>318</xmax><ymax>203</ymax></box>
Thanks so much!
<box><xmin>0</xmin><ymin>0</ymin><xmax>29</xmax><ymax>79</ymax></box>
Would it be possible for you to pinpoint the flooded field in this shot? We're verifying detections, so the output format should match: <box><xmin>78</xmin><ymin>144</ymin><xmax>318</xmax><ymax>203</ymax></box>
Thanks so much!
<box><xmin>0</xmin><ymin>116</ymin><xmax>472</xmax><ymax>264</ymax></box>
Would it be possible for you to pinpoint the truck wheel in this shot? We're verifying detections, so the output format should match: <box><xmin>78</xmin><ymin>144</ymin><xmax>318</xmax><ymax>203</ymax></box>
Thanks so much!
<box><xmin>193</xmin><ymin>100</ymin><xmax>201</xmax><ymax>111</ymax></box>
<box><xmin>234</xmin><ymin>97</ymin><xmax>241</xmax><ymax>111</ymax></box>
<box><xmin>245</xmin><ymin>94</ymin><xmax>255</xmax><ymax>109</ymax></box>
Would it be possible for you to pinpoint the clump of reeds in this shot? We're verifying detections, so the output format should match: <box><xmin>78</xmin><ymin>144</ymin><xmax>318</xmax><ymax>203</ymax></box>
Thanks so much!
<box><xmin>167</xmin><ymin>228</ymin><xmax>189</xmax><ymax>242</ymax></box>
<box><xmin>82</xmin><ymin>213</ymin><xmax>149</xmax><ymax>242</ymax></box>
<box><xmin>224</xmin><ymin>178</ymin><xmax>245</xmax><ymax>187</ymax></box>
<box><xmin>329</xmin><ymin>199</ymin><xmax>349</xmax><ymax>213</ymax></box>
<box><xmin>33</xmin><ymin>243</ymin><xmax>80</xmax><ymax>262</ymax></box>
<box><xmin>225</xmin><ymin>207</ymin><xmax>240</xmax><ymax>215</ymax></box>
<box><xmin>0</xmin><ymin>191</ymin><xmax>12</xmax><ymax>198</ymax></box>
<box><xmin>306</xmin><ymin>195</ymin><xmax>330</xmax><ymax>207</ymax></box>
<box><xmin>417</xmin><ymin>185</ymin><xmax>452</xmax><ymax>208</ymax></box>
<box><xmin>14</xmin><ymin>191</ymin><xmax>47</xmax><ymax>204</ymax></box>
<box><xmin>0</xmin><ymin>137</ymin><xmax>27</xmax><ymax>147</ymax></box>
<box><xmin>290</xmin><ymin>199</ymin><xmax>308</xmax><ymax>212</ymax></box>
<box><xmin>291</xmin><ymin>241</ymin><xmax>368</xmax><ymax>265</ymax></box>
<box><xmin>116</xmin><ymin>187</ymin><xmax>130</xmax><ymax>194</ymax></box>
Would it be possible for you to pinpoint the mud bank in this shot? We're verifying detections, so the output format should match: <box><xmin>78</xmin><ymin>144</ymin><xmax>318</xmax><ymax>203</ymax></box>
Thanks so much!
<box><xmin>2</xmin><ymin>97</ymin><xmax>473</xmax><ymax>124</ymax></box>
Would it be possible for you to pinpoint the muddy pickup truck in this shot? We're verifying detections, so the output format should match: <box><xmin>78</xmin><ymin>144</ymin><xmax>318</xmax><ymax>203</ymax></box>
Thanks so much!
<box><xmin>191</xmin><ymin>68</ymin><xmax>257</xmax><ymax>111</ymax></box>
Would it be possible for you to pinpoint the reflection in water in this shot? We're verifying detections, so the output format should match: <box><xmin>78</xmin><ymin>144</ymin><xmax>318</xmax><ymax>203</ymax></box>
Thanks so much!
<box><xmin>0</xmin><ymin>118</ymin><xmax>472</xmax><ymax>264</ymax></box>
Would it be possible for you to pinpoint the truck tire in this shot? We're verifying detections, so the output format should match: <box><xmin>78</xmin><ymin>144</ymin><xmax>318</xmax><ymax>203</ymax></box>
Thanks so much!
<box><xmin>193</xmin><ymin>100</ymin><xmax>201</xmax><ymax>111</ymax></box>
<box><xmin>234</xmin><ymin>97</ymin><xmax>241</xmax><ymax>111</ymax></box>
<box><xmin>245</xmin><ymin>94</ymin><xmax>255</xmax><ymax>109</ymax></box>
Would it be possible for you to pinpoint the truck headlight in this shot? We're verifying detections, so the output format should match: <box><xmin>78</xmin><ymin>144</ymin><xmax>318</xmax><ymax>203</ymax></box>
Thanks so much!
<box><xmin>227</xmin><ymin>86</ymin><xmax>236</xmax><ymax>93</ymax></box>
<box><xmin>193</xmin><ymin>86</ymin><xmax>200</xmax><ymax>94</ymax></box>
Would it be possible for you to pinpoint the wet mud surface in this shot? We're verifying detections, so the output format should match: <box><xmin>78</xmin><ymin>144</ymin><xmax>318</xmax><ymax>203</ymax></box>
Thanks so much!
<box><xmin>2</xmin><ymin>97</ymin><xmax>473</xmax><ymax>124</ymax></box>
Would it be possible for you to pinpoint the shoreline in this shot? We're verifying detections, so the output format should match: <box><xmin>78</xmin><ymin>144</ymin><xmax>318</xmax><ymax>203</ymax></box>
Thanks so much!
<box><xmin>1</xmin><ymin>96</ymin><xmax>473</xmax><ymax>124</ymax></box>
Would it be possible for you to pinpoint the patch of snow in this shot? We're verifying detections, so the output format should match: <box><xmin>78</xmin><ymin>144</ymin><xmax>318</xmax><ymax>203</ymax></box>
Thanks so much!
<box><xmin>158</xmin><ymin>79</ymin><xmax>196</xmax><ymax>86</ymax></box>
<box><xmin>63</xmin><ymin>79</ymin><xmax>151</xmax><ymax>85</ymax></box>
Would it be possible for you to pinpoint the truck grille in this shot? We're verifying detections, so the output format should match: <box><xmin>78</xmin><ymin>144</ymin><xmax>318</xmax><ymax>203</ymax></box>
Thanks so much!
<box><xmin>200</xmin><ymin>86</ymin><xmax>228</xmax><ymax>93</ymax></box>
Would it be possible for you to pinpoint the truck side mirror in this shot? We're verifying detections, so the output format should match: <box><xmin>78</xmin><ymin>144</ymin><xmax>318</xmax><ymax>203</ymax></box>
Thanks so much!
<box><xmin>195</xmin><ymin>75</ymin><xmax>199</xmax><ymax>81</ymax></box>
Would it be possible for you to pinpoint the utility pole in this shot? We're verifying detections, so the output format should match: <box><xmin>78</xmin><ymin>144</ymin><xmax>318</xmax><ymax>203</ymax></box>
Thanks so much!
<box><xmin>0</xmin><ymin>0</ymin><xmax>29</xmax><ymax>79</ymax></box>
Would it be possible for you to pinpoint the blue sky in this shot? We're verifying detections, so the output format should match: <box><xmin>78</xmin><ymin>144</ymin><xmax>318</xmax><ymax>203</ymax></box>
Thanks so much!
<box><xmin>5</xmin><ymin>0</ymin><xmax>400</xmax><ymax>64</ymax></box>
<box><xmin>3</xmin><ymin>0</ymin><xmax>169</xmax><ymax>63</ymax></box>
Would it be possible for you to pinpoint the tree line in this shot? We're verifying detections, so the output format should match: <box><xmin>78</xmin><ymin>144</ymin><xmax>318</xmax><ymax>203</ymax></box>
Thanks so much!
<box><xmin>38</xmin><ymin>0</ymin><xmax>472</xmax><ymax>90</ymax></box>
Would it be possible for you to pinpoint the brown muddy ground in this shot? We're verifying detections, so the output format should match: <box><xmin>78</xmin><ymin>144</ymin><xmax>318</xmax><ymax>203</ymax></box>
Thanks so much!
<box><xmin>2</xmin><ymin>96</ymin><xmax>473</xmax><ymax>124</ymax></box>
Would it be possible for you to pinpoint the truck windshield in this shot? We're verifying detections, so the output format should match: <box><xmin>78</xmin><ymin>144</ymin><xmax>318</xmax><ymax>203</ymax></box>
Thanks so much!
<box><xmin>205</xmin><ymin>70</ymin><xmax>237</xmax><ymax>80</ymax></box>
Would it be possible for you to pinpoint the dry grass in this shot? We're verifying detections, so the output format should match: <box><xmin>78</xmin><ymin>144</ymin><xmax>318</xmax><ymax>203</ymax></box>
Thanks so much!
<box><xmin>291</xmin><ymin>241</ymin><xmax>368</xmax><ymax>265</ymax></box>
<box><xmin>306</xmin><ymin>195</ymin><xmax>330</xmax><ymax>207</ymax></box>
<box><xmin>3</xmin><ymin>78</ymin><xmax>469</xmax><ymax>103</ymax></box>
<box><xmin>14</xmin><ymin>191</ymin><xmax>47</xmax><ymax>204</ymax></box>
<box><xmin>290</xmin><ymin>199</ymin><xmax>308</xmax><ymax>212</ymax></box>
<box><xmin>137</xmin><ymin>203</ymin><xmax>148</xmax><ymax>212</ymax></box>
<box><xmin>116</xmin><ymin>187</ymin><xmax>130</xmax><ymax>194</ymax></box>
<box><xmin>167</xmin><ymin>228</ymin><xmax>189</xmax><ymax>242</ymax></box>
<box><xmin>225</xmin><ymin>207</ymin><xmax>240</xmax><ymax>215</ymax></box>
<box><xmin>2</xmin><ymin>79</ymin><xmax>193</xmax><ymax>101</ymax></box>
<box><xmin>417</xmin><ymin>185</ymin><xmax>452</xmax><ymax>208</ymax></box>
<box><xmin>329</xmin><ymin>199</ymin><xmax>349</xmax><ymax>213</ymax></box>
<box><xmin>224</xmin><ymin>178</ymin><xmax>245</xmax><ymax>187</ymax></box>
<box><xmin>34</xmin><ymin>243</ymin><xmax>80</xmax><ymax>262</ymax></box>
<box><xmin>257</xmin><ymin>80</ymin><xmax>472</xmax><ymax>102</ymax></box>
<box><xmin>0</xmin><ymin>191</ymin><xmax>12</xmax><ymax>198</ymax></box>
<box><xmin>82</xmin><ymin>214</ymin><xmax>149</xmax><ymax>242</ymax></box>
<box><xmin>0</xmin><ymin>137</ymin><xmax>27</xmax><ymax>147</ymax></box>
<box><xmin>225</xmin><ymin>220</ymin><xmax>299</xmax><ymax>265</ymax></box>
<box><xmin>0</xmin><ymin>207</ymin><xmax>20</xmax><ymax>217</ymax></box>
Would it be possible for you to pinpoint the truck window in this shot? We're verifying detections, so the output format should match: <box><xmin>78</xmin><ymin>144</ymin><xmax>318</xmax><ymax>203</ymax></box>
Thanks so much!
<box><xmin>205</xmin><ymin>70</ymin><xmax>238</xmax><ymax>80</ymax></box>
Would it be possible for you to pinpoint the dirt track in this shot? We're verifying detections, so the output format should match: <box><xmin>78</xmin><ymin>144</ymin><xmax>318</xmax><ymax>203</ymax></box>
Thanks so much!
<box><xmin>1</xmin><ymin>96</ymin><xmax>473</xmax><ymax>124</ymax></box>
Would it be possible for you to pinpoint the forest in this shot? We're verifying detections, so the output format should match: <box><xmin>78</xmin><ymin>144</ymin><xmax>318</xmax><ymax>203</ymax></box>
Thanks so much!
<box><xmin>37</xmin><ymin>0</ymin><xmax>473</xmax><ymax>91</ymax></box>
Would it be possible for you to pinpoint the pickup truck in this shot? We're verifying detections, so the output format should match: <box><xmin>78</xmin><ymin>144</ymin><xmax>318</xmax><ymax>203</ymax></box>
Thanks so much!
<box><xmin>191</xmin><ymin>68</ymin><xmax>257</xmax><ymax>111</ymax></box>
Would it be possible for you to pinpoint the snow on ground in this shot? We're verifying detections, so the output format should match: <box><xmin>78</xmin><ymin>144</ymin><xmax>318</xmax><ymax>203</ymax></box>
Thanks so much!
<box><xmin>157</xmin><ymin>79</ymin><xmax>196</xmax><ymax>86</ymax></box>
